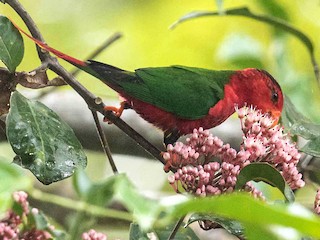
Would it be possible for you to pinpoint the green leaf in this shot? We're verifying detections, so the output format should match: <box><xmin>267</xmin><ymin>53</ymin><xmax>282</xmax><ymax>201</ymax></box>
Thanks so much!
<box><xmin>159</xmin><ymin>194</ymin><xmax>320</xmax><ymax>239</ymax></box>
<box><xmin>281</xmin><ymin>96</ymin><xmax>320</xmax><ymax>157</ymax></box>
<box><xmin>69</xmin><ymin>174</ymin><xmax>320</xmax><ymax>239</ymax></box>
<box><xmin>129</xmin><ymin>222</ymin><xmax>200</xmax><ymax>240</ymax></box>
<box><xmin>84</xmin><ymin>174</ymin><xmax>117</xmax><ymax>206</ymax></box>
<box><xmin>170</xmin><ymin>7</ymin><xmax>319</xmax><ymax>83</ymax></box>
<box><xmin>29</xmin><ymin>208</ymin><xmax>50</xmax><ymax>230</ymax></box>
<box><xmin>256</xmin><ymin>0</ymin><xmax>289</xmax><ymax>21</ymax></box>
<box><xmin>0</xmin><ymin>15</ymin><xmax>24</xmax><ymax>72</ymax></box>
<box><xmin>28</xmin><ymin>208</ymin><xmax>67</xmax><ymax>239</ymax></box>
<box><xmin>129</xmin><ymin>223</ymin><xmax>149</xmax><ymax>240</ymax></box>
<box><xmin>235</xmin><ymin>162</ymin><xmax>295</xmax><ymax>203</ymax></box>
<box><xmin>72</xmin><ymin>169</ymin><xmax>92</xmax><ymax>198</ymax></box>
<box><xmin>0</xmin><ymin>157</ymin><xmax>32</xmax><ymax>212</ymax></box>
<box><xmin>113</xmin><ymin>174</ymin><xmax>161</xmax><ymax>229</ymax></box>
<box><xmin>82</xmin><ymin>174</ymin><xmax>161</xmax><ymax>229</ymax></box>
<box><xmin>281</xmin><ymin>96</ymin><xmax>320</xmax><ymax>140</ymax></box>
<box><xmin>301</xmin><ymin>138</ymin><xmax>320</xmax><ymax>157</ymax></box>
<box><xmin>187</xmin><ymin>213</ymin><xmax>244</xmax><ymax>237</ymax></box>
<box><xmin>6</xmin><ymin>91</ymin><xmax>87</xmax><ymax>184</ymax></box>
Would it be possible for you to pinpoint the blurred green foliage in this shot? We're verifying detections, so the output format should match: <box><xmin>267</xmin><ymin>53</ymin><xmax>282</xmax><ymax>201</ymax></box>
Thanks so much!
<box><xmin>1</xmin><ymin>1</ymin><xmax>320</xmax><ymax>238</ymax></box>
<box><xmin>2</xmin><ymin>0</ymin><xmax>320</xmax><ymax>119</ymax></box>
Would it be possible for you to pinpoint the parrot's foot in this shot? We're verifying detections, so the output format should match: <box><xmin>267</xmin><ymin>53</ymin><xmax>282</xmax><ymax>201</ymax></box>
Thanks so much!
<box><xmin>164</xmin><ymin>129</ymin><xmax>181</xmax><ymax>146</ymax></box>
<box><xmin>103</xmin><ymin>101</ymin><xmax>129</xmax><ymax>123</ymax></box>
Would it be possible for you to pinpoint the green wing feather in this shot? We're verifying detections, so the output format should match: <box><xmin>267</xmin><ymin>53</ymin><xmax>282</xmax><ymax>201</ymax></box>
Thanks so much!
<box><xmin>85</xmin><ymin>61</ymin><xmax>234</xmax><ymax>120</ymax></box>
<box><xmin>120</xmin><ymin>66</ymin><xmax>234</xmax><ymax>119</ymax></box>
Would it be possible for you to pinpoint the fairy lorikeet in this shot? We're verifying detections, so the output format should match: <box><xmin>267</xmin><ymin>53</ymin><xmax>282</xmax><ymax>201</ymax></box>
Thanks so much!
<box><xmin>16</xmin><ymin>25</ymin><xmax>284</xmax><ymax>144</ymax></box>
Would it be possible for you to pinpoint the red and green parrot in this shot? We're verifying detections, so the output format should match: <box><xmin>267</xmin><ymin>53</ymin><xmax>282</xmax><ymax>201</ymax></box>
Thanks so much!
<box><xmin>15</xmin><ymin>24</ymin><xmax>284</xmax><ymax>144</ymax></box>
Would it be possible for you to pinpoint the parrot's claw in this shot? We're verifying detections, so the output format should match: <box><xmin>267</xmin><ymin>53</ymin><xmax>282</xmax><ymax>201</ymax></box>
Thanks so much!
<box><xmin>103</xmin><ymin>101</ymin><xmax>128</xmax><ymax>123</ymax></box>
<box><xmin>164</xmin><ymin>129</ymin><xmax>181</xmax><ymax>146</ymax></box>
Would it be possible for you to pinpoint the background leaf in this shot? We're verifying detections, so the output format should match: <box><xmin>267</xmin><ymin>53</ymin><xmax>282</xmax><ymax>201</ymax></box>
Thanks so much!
<box><xmin>0</xmin><ymin>156</ymin><xmax>32</xmax><ymax>213</ymax></box>
<box><xmin>0</xmin><ymin>15</ymin><xmax>24</xmax><ymax>72</ymax></box>
<box><xmin>129</xmin><ymin>222</ymin><xmax>200</xmax><ymax>240</ymax></box>
<box><xmin>159</xmin><ymin>194</ymin><xmax>320</xmax><ymax>239</ymax></box>
<box><xmin>6</xmin><ymin>91</ymin><xmax>87</xmax><ymax>184</ymax></box>
<box><xmin>282</xmin><ymin>96</ymin><xmax>320</xmax><ymax>157</ymax></box>
<box><xmin>235</xmin><ymin>162</ymin><xmax>295</xmax><ymax>202</ymax></box>
<box><xmin>281</xmin><ymin>96</ymin><xmax>320</xmax><ymax>139</ymax></box>
<box><xmin>186</xmin><ymin>213</ymin><xmax>244</xmax><ymax>237</ymax></box>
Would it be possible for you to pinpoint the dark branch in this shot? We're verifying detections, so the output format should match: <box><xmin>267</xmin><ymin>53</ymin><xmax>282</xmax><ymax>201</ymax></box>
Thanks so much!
<box><xmin>6</xmin><ymin>0</ymin><xmax>166</xmax><ymax>169</ymax></box>
<box><xmin>91</xmin><ymin>110</ymin><xmax>118</xmax><ymax>174</ymax></box>
<box><xmin>71</xmin><ymin>32</ymin><xmax>122</xmax><ymax>76</ymax></box>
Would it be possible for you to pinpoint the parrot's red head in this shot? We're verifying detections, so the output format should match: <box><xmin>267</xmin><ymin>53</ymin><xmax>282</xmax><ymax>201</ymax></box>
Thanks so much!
<box><xmin>232</xmin><ymin>68</ymin><xmax>284</xmax><ymax>124</ymax></box>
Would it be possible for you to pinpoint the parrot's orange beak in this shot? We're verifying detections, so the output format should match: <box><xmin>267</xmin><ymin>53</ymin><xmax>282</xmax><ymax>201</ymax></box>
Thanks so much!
<box><xmin>270</xmin><ymin>110</ymin><xmax>282</xmax><ymax>127</ymax></box>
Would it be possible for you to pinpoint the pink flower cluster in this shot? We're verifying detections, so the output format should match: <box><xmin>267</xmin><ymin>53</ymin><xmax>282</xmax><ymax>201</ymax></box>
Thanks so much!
<box><xmin>163</xmin><ymin>106</ymin><xmax>304</xmax><ymax>197</ymax></box>
<box><xmin>0</xmin><ymin>191</ymin><xmax>52</xmax><ymax>240</ymax></box>
<box><xmin>82</xmin><ymin>229</ymin><xmax>107</xmax><ymax>240</ymax></box>
<box><xmin>0</xmin><ymin>191</ymin><xmax>108</xmax><ymax>240</ymax></box>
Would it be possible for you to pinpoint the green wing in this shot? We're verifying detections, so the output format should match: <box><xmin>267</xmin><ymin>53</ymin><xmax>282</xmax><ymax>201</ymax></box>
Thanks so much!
<box><xmin>119</xmin><ymin>66</ymin><xmax>235</xmax><ymax>120</ymax></box>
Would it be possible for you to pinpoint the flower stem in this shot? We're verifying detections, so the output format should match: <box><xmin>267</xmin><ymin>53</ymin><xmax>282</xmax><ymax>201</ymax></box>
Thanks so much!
<box><xmin>29</xmin><ymin>188</ymin><xmax>133</xmax><ymax>222</ymax></box>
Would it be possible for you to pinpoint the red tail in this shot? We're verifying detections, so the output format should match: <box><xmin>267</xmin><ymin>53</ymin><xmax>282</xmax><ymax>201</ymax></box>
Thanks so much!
<box><xmin>10</xmin><ymin>18</ymin><xmax>86</xmax><ymax>67</ymax></box>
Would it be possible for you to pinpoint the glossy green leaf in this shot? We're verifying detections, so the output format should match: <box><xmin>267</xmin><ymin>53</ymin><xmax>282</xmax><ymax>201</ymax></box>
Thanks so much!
<box><xmin>6</xmin><ymin>91</ymin><xmax>87</xmax><ymax>184</ymax></box>
<box><xmin>170</xmin><ymin>7</ymin><xmax>319</xmax><ymax>82</ymax></box>
<box><xmin>0</xmin><ymin>15</ymin><xmax>24</xmax><ymax>72</ymax></box>
<box><xmin>235</xmin><ymin>163</ymin><xmax>295</xmax><ymax>202</ymax></box>
<box><xmin>281</xmin><ymin>96</ymin><xmax>320</xmax><ymax>140</ymax></box>
<box><xmin>301</xmin><ymin>138</ymin><xmax>320</xmax><ymax>157</ymax></box>
<box><xmin>282</xmin><ymin>96</ymin><xmax>320</xmax><ymax>157</ymax></box>
<box><xmin>187</xmin><ymin>213</ymin><xmax>244</xmax><ymax>237</ymax></box>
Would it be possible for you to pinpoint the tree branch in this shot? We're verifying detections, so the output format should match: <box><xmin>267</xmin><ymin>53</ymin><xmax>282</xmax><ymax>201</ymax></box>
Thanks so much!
<box><xmin>91</xmin><ymin>110</ymin><xmax>118</xmax><ymax>174</ymax></box>
<box><xmin>5</xmin><ymin>0</ymin><xmax>166</xmax><ymax>168</ymax></box>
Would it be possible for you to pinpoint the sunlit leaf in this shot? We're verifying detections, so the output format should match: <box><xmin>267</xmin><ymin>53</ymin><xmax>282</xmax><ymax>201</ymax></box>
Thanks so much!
<box><xmin>256</xmin><ymin>0</ymin><xmax>289</xmax><ymax>21</ymax></box>
<box><xmin>6</xmin><ymin>91</ymin><xmax>87</xmax><ymax>184</ymax></box>
<box><xmin>235</xmin><ymin>163</ymin><xmax>295</xmax><ymax>202</ymax></box>
<box><xmin>0</xmin><ymin>15</ymin><xmax>24</xmax><ymax>72</ymax></box>
<box><xmin>70</xmin><ymin>174</ymin><xmax>320</xmax><ymax>238</ymax></box>
<box><xmin>159</xmin><ymin>194</ymin><xmax>320</xmax><ymax>239</ymax></box>
<box><xmin>187</xmin><ymin>213</ymin><xmax>244</xmax><ymax>237</ymax></box>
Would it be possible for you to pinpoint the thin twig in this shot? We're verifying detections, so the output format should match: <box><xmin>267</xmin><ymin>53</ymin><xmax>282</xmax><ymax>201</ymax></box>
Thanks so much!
<box><xmin>30</xmin><ymin>188</ymin><xmax>132</xmax><ymax>222</ymax></box>
<box><xmin>6</xmin><ymin>0</ymin><xmax>166</xmax><ymax>168</ymax></box>
<box><xmin>71</xmin><ymin>32</ymin><xmax>122</xmax><ymax>76</ymax></box>
<box><xmin>91</xmin><ymin>110</ymin><xmax>118</xmax><ymax>174</ymax></box>
<box><xmin>6</xmin><ymin>0</ymin><xmax>47</xmax><ymax>61</ymax></box>
<box><xmin>167</xmin><ymin>216</ymin><xmax>185</xmax><ymax>240</ymax></box>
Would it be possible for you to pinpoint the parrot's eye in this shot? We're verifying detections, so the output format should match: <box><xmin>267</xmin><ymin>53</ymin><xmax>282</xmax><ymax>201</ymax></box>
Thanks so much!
<box><xmin>271</xmin><ymin>92</ymin><xmax>278</xmax><ymax>103</ymax></box>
